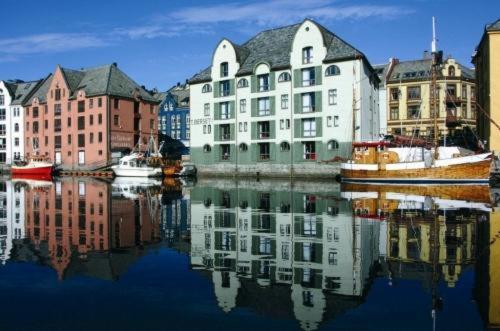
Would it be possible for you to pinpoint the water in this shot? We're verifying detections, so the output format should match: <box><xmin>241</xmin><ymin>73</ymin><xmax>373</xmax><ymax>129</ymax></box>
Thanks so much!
<box><xmin>0</xmin><ymin>177</ymin><xmax>498</xmax><ymax>331</ymax></box>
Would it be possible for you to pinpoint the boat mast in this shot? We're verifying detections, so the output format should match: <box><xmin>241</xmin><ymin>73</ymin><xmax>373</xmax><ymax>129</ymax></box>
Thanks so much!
<box><xmin>431</xmin><ymin>17</ymin><xmax>440</xmax><ymax>160</ymax></box>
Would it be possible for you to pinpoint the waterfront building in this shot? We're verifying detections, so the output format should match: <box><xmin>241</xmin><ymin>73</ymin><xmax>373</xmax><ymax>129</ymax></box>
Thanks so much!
<box><xmin>0</xmin><ymin>79</ymin><xmax>42</xmax><ymax>165</ymax></box>
<box><xmin>0</xmin><ymin>181</ymin><xmax>25</xmax><ymax>265</ymax></box>
<box><xmin>23</xmin><ymin>63</ymin><xmax>159</xmax><ymax>170</ymax></box>
<box><xmin>156</xmin><ymin>83</ymin><xmax>190</xmax><ymax>156</ymax></box>
<box><xmin>188</xmin><ymin>19</ymin><xmax>380</xmax><ymax>177</ymax></box>
<box><xmin>385</xmin><ymin>54</ymin><xmax>476</xmax><ymax>139</ymax></box>
<box><xmin>473</xmin><ymin>19</ymin><xmax>500</xmax><ymax>154</ymax></box>
<box><xmin>373</xmin><ymin>60</ymin><xmax>397</xmax><ymax>136</ymax></box>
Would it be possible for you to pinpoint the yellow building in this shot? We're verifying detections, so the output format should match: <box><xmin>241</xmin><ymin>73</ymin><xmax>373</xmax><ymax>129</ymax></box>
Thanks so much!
<box><xmin>385</xmin><ymin>56</ymin><xmax>476</xmax><ymax>139</ymax></box>
<box><xmin>473</xmin><ymin>19</ymin><xmax>500</xmax><ymax>155</ymax></box>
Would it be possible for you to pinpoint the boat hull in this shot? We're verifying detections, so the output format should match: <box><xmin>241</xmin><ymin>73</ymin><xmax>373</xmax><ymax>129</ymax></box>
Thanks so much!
<box><xmin>341</xmin><ymin>159</ymin><xmax>492</xmax><ymax>183</ymax></box>
<box><xmin>11</xmin><ymin>165</ymin><xmax>53</xmax><ymax>177</ymax></box>
<box><xmin>111</xmin><ymin>166</ymin><xmax>162</xmax><ymax>177</ymax></box>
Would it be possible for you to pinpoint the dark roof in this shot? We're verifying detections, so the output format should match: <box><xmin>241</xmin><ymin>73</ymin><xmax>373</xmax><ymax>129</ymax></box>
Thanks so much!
<box><xmin>486</xmin><ymin>19</ymin><xmax>500</xmax><ymax>31</ymax></box>
<box><xmin>189</xmin><ymin>19</ymin><xmax>371</xmax><ymax>84</ymax></box>
<box><xmin>168</xmin><ymin>84</ymin><xmax>190</xmax><ymax>107</ymax></box>
<box><xmin>25</xmin><ymin>74</ymin><xmax>53</xmax><ymax>105</ymax></box>
<box><xmin>387</xmin><ymin>58</ymin><xmax>475</xmax><ymax>82</ymax></box>
<box><xmin>373</xmin><ymin>63</ymin><xmax>390</xmax><ymax>87</ymax></box>
<box><xmin>25</xmin><ymin>63</ymin><xmax>157</xmax><ymax>105</ymax></box>
<box><xmin>8</xmin><ymin>80</ymin><xmax>44</xmax><ymax>105</ymax></box>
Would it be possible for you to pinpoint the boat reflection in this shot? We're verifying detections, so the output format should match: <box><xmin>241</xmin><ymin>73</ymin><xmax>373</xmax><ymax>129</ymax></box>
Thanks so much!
<box><xmin>190</xmin><ymin>179</ymin><xmax>495</xmax><ymax>330</ymax></box>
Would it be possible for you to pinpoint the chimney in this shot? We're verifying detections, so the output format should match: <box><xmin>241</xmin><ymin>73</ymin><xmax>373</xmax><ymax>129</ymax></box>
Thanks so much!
<box><xmin>177</xmin><ymin>82</ymin><xmax>180</xmax><ymax>87</ymax></box>
<box><xmin>112</xmin><ymin>62</ymin><xmax>117</xmax><ymax>67</ymax></box>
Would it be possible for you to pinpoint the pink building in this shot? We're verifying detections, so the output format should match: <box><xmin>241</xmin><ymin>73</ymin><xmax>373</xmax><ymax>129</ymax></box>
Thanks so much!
<box><xmin>23</xmin><ymin>63</ymin><xmax>159</xmax><ymax>169</ymax></box>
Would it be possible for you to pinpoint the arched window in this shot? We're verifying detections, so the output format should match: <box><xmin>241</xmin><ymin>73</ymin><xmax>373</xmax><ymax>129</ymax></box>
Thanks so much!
<box><xmin>280</xmin><ymin>141</ymin><xmax>290</xmax><ymax>151</ymax></box>
<box><xmin>302</xmin><ymin>46</ymin><xmax>313</xmax><ymax>64</ymax></box>
<box><xmin>203</xmin><ymin>144</ymin><xmax>212</xmax><ymax>152</ymax></box>
<box><xmin>448</xmin><ymin>65</ymin><xmax>455</xmax><ymax>77</ymax></box>
<box><xmin>327</xmin><ymin>140</ymin><xmax>339</xmax><ymax>150</ymax></box>
<box><xmin>325</xmin><ymin>65</ymin><xmax>341</xmax><ymax>76</ymax></box>
<box><xmin>239</xmin><ymin>143</ymin><xmax>248</xmax><ymax>151</ymax></box>
<box><xmin>237</xmin><ymin>78</ymin><xmax>249</xmax><ymax>88</ymax></box>
<box><xmin>220</xmin><ymin>62</ymin><xmax>229</xmax><ymax>77</ymax></box>
<box><xmin>202</xmin><ymin>84</ymin><xmax>212</xmax><ymax>93</ymax></box>
<box><xmin>14</xmin><ymin>123</ymin><xmax>19</xmax><ymax>132</ymax></box>
<box><xmin>278</xmin><ymin>72</ymin><xmax>291</xmax><ymax>82</ymax></box>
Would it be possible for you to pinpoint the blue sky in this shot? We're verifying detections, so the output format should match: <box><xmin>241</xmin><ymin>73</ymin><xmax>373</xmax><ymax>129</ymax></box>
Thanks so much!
<box><xmin>0</xmin><ymin>0</ymin><xmax>498</xmax><ymax>90</ymax></box>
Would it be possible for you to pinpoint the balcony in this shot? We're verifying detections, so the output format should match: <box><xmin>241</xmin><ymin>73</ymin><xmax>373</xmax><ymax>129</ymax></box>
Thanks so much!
<box><xmin>220</xmin><ymin>133</ymin><xmax>231</xmax><ymax>141</ymax></box>
<box><xmin>259</xmin><ymin>154</ymin><xmax>270</xmax><ymax>161</ymax></box>
<box><xmin>304</xmin><ymin>152</ymin><xmax>317</xmax><ymax>160</ymax></box>
<box><xmin>446</xmin><ymin>94</ymin><xmax>462</xmax><ymax>104</ymax></box>
<box><xmin>54</xmin><ymin>126</ymin><xmax>61</xmax><ymax>132</ymax></box>
<box><xmin>445</xmin><ymin>110</ymin><xmax>462</xmax><ymax>127</ymax></box>
<box><xmin>302</xmin><ymin>79</ymin><xmax>316</xmax><ymax>87</ymax></box>
<box><xmin>221</xmin><ymin>154</ymin><xmax>231</xmax><ymax>161</ymax></box>
<box><xmin>220</xmin><ymin>89</ymin><xmax>230</xmax><ymax>97</ymax></box>
<box><xmin>259</xmin><ymin>131</ymin><xmax>270</xmax><ymax>139</ymax></box>
<box><xmin>302</xmin><ymin>106</ymin><xmax>316</xmax><ymax>113</ymax></box>
<box><xmin>258</xmin><ymin>85</ymin><xmax>269</xmax><ymax>92</ymax></box>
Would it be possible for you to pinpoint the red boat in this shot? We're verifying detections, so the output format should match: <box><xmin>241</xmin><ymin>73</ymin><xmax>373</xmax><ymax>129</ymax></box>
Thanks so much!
<box><xmin>11</xmin><ymin>156</ymin><xmax>54</xmax><ymax>178</ymax></box>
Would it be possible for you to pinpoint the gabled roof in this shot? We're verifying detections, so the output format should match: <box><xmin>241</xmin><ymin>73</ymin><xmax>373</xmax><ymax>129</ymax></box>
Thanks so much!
<box><xmin>25</xmin><ymin>63</ymin><xmax>157</xmax><ymax>105</ymax></box>
<box><xmin>387</xmin><ymin>58</ymin><xmax>475</xmax><ymax>83</ymax></box>
<box><xmin>373</xmin><ymin>63</ymin><xmax>390</xmax><ymax>87</ymax></box>
<box><xmin>10</xmin><ymin>80</ymin><xmax>44</xmax><ymax>105</ymax></box>
<box><xmin>168</xmin><ymin>84</ymin><xmax>190</xmax><ymax>107</ymax></box>
<box><xmin>25</xmin><ymin>74</ymin><xmax>53</xmax><ymax>105</ymax></box>
<box><xmin>189</xmin><ymin>19</ymin><xmax>371</xmax><ymax>84</ymax></box>
<box><xmin>486</xmin><ymin>19</ymin><xmax>500</xmax><ymax>31</ymax></box>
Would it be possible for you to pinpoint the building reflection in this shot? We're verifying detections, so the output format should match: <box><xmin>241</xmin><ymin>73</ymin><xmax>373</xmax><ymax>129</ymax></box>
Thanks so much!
<box><xmin>0</xmin><ymin>180</ymin><xmax>26</xmax><ymax>264</ymax></box>
<box><xmin>191</xmin><ymin>180</ymin><xmax>494</xmax><ymax>330</ymax></box>
<box><xmin>7</xmin><ymin>177</ymin><xmax>166</xmax><ymax>280</ymax></box>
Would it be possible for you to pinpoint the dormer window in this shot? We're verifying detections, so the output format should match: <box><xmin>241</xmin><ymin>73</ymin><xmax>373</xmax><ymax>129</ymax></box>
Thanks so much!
<box><xmin>237</xmin><ymin>78</ymin><xmax>249</xmax><ymax>88</ymax></box>
<box><xmin>220</xmin><ymin>62</ymin><xmax>229</xmax><ymax>77</ymax></box>
<box><xmin>202</xmin><ymin>84</ymin><xmax>212</xmax><ymax>93</ymax></box>
<box><xmin>325</xmin><ymin>65</ymin><xmax>341</xmax><ymax>76</ymax></box>
<box><xmin>258</xmin><ymin>74</ymin><xmax>269</xmax><ymax>92</ymax></box>
<box><xmin>302</xmin><ymin>47</ymin><xmax>313</xmax><ymax>64</ymax></box>
<box><xmin>448</xmin><ymin>65</ymin><xmax>455</xmax><ymax>77</ymax></box>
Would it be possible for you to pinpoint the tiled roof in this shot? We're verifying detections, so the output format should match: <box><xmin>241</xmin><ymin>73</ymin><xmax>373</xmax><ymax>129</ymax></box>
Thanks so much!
<box><xmin>373</xmin><ymin>63</ymin><xmax>389</xmax><ymax>87</ymax></box>
<box><xmin>486</xmin><ymin>19</ymin><xmax>500</xmax><ymax>31</ymax></box>
<box><xmin>25</xmin><ymin>64</ymin><xmax>157</xmax><ymax>104</ymax></box>
<box><xmin>10</xmin><ymin>80</ymin><xmax>43</xmax><ymax>105</ymax></box>
<box><xmin>189</xmin><ymin>19</ymin><xmax>369</xmax><ymax>84</ymax></box>
<box><xmin>387</xmin><ymin>59</ymin><xmax>475</xmax><ymax>82</ymax></box>
<box><xmin>167</xmin><ymin>84</ymin><xmax>190</xmax><ymax>107</ymax></box>
<box><xmin>26</xmin><ymin>74</ymin><xmax>53</xmax><ymax>105</ymax></box>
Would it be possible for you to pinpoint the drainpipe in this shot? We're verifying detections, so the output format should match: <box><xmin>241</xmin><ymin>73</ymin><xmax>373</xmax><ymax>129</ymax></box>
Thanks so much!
<box><xmin>290</xmin><ymin>70</ymin><xmax>294</xmax><ymax>179</ymax></box>
<box><xmin>235</xmin><ymin>76</ymin><xmax>239</xmax><ymax>178</ymax></box>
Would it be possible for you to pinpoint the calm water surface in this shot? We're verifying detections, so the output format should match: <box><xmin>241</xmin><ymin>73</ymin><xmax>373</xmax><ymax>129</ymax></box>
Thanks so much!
<box><xmin>0</xmin><ymin>177</ymin><xmax>498</xmax><ymax>331</ymax></box>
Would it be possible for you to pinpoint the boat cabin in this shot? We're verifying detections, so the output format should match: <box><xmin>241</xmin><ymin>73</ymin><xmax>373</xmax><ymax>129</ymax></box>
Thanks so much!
<box><xmin>351</xmin><ymin>142</ymin><xmax>399</xmax><ymax>165</ymax></box>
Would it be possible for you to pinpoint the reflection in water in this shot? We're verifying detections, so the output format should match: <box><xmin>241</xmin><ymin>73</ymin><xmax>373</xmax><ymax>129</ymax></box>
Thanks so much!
<box><xmin>0</xmin><ymin>177</ymin><xmax>499</xmax><ymax>330</ymax></box>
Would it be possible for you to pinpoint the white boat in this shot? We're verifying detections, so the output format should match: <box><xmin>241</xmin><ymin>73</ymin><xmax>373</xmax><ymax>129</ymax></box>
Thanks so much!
<box><xmin>111</xmin><ymin>153</ymin><xmax>163</xmax><ymax>177</ymax></box>
<box><xmin>111</xmin><ymin>135</ymin><xmax>164</xmax><ymax>177</ymax></box>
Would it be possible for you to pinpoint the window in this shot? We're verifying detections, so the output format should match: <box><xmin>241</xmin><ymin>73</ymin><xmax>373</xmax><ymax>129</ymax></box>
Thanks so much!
<box><xmin>203</xmin><ymin>144</ymin><xmax>211</xmax><ymax>152</ymax></box>
<box><xmin>390</xmin><ymin>107</ymin><xmax>399</xmax><ymax>120</ymax></box>
<box><xmin>239</xmin><ymin>122</ymin><xmax>243</xmax><ymax>132</ymax></box>
<box><xmin>390</xmin><ymin>88</ymin><xmax>400</xmax><ymax>101</ymax></box>
<box><xmin>78</xmin><ymin>116</ymin><xmax>85</xmax><ymax>130</ymax></box>
<box><xmin>280</xmin><ymin>141</ymin><xmax>290</xmax><ymax>151</ymax></box>
<box><xmin>220</xmin><ymin>102</ymin><xmax>230</xmax><ymax>119</ymax></box>
<box><xmin>54</xmin><ymin>119</ymin><xmax>61</xmax><ymax>132</ymax></box>
<box><xmin>328</xmin><ymin>89</ymin><xmax>337</xmax><ymax>105</ymax></box>
<box><xmin>98</xmin><ymin>132</ymin><xmax>102</xmax><ymax>143</ymax></box>
<box><xmin>303</xmin><ymin>141</ymin><xmax>316</xmax><ymax>160</ymax></box>
<box><xmin>407</xmin><ymin>105</ymin><xmax>420</xmax><ymax>119</ymax></box>
<box><xmin>446</xmin><ymin>84</ymin><xmax>457</xmax><ymax>96</ymax></box>
<box><xmin>201</xmin><ymin>103</ymin><xmax>209</xmax><ymax>117</ymax></box>
<box><xmin>78</xmin><ymin>100</ymin><xmax>85</xmax><ymax>112</ymax></box>
<box><xmin>259</xmin><ymin>143</ymin><xmax>270</xmax><ymax>160</ymax></box>
<box><xmin>220</xmin><ymin>62</ymin><xmax>229</xmax><ymax>77</ymax></box>
<box><xmin>334</xmin><ymin>115</ymin><xmax>339</xmax><ymax>127</ymax></box>
<box><xmin>0</xmin><ymin>95</ymin><xmax>3</xmax><ymax>106</ymax></box>
<box><xmin>220</xmin><ymin>124</ymin><xmax>230</xmax><ymax>140</ymax></box>
<box><xmin>14</xmin><ymin>123</ymin><xmax>19</xmax><ymax>132</ymax></box>
<box><xmin>32</xmin><ymin>121</ymin><xmax>38</xmax><ymax>134</ymax></box>
<box><xmin>302</xmin><ymin>46</ymin><xmax>313</xmax><ymax>64</ymax></box>
<box><xmin>240</xmin><ymin>99</ymin><xmax>246</xmax><ymax>113</ymax></box>
<box><xmin>258</xmin><ymin>97</ymin><xmax>270</xmax><ymax>116</ymax></box>
<box><xmin>448</xmin><ymin>65</ymin><xmax>455</xmax><ymax>77</ymax></box>
<box><xmin>303</xmin><ymin>118</ymin><xmax>316</xmax><ymax>137</ymax></box>
<box><xmin>89</xmin><ymin>98</ymin><xmax>94</xmax><ymax>109</ymax></box>
<box><xmin>68</xmin><ymin>102</ymin><xmax>71</xmax><ymax>112</ymax></box>
<box><xmin>239</xmin><ymin>143</ymin><xmax>248</xmax><ymax>152</ymax></box>
<box><xmin>89</xmin><ymin>132</ymin><xmax>94</xmax><ymax>143</ymax></box>
<box><xmin>114</xmin><ymin>115</ymin><xmax>119</xmax><ymax>126</ymax></box>
<box><xmin>14</xmin><ymin>138</ymin><xmax>19</xmax><ymax>146</ymax></box>
<box><xmin>327</xmin><ymin>116</ymin><xmax>332</xmax><ymax>127</ymax></box>
<box><xmin>208</xmin><ymin>125</ymin><xmax>211</xmax><ymax>133</ymax></box>
<box><xmin>258</xmin><ymin>121</ymin><xmax>270</xmax><ymax>138</ymax></box>
<box><xmin>33</xmin><ymin>107</ymin><xmax>39</xmax><ymax>118</ymax></box>
<box><xmin>280</xmin><ymin>119</ymin><xmax>284</xmax><ymax>129</ymax></box>
<box><xmin>278</xmin><ymin>72</ymin><xmax>291</xmax><ymax>82</ymax></box>
<box><xmin>302</xmin><ymin>93</ymin><xmax>315</xmax><ymax>112</ymax></box>
<box><xmin>55</xmin><ymin>88</ymin><xmax>61</xmax><ymax>101</ymax></box>
<box><xmin>98</xmin><ymin>98</ymin><xmax>102</xmax><ymax>107</ymax></box>
<box><xmin>54</xmin><ymin>135</ymin><xmax>61</xmax><ymax>149</ymax></box>
<box><xmin>327</xmin><ymin>140</ymin><xmax>339</xmax><ymax>150</ymax></box>
<box><xmin>220</xmin><ymin>80</ymin><xmax>230</xmax><ymax>96</ymax></box>
<box><xmin>114</xmin><ymin>99</ymin><xmax>119</xmax><ymax>109</ymax></box>
<box><xmin>78</xmin><ymin>134</ymin><xmax>85</xmax><ymax>147</ymax></box>
<box><xmin>325</xmin><ymin>65</ymin><xmax>340</xmax><ymax>76</ymax></box>
<box><xmin>258</xmin><ymin>74</ymin><xmax>269</xmax><ymax>92</ymax></box>
<box><xmin>281</xmin><ymin>94</ymin><xmax>289</xmax><ymax>109</ymax></box>
<box><xmin>328</xmin><ymin>251</ymin><xmax>338</xmax><ymax>265</ymax></box>
<box><xmin>286</xmin><ymin>119</ymin><xmax>290</xmax><ymax>129</ymax></box>
<box><xmin>407</xmin><ymin>86</ymin><xmax>421</xmax><ymax>100</ymax></box>
<box><xmin>462</xmin><ymin>85</ymin><xmax>467</xmax><ymax>99</ymax></box>
<box><xmin>67</xmin><ymin>134</ymin><xmax>72</xmax><ymax>145</ymax></box>
<box><xmin>301</xmin><ymin>68</ymin><xmax>315</xmax><ymax>86</ymax></box>
<box><xmin>243</xmin><ymin>122</ymin><xmax>247</xmax><ymax>132</ymax></box>
<box><xmin>150</xmin><ymin>119</ymin><xmax>155</xmax><ymax>130</ymax></box>
<box><xmin>202</xmin><ymin>84</ymin><xmax>212</xmax><ymax>93</ymax></box>
<box><xmin>237</xmin><ymin>78</ymin><xmax>248</xmax><ymax>88</ymax></box>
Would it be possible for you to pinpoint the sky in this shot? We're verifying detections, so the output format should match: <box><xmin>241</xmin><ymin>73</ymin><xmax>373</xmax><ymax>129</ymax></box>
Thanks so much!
<box><xmin>0</xmin><ymin>0</ymin><xmax>499</xmax><ymax>91</ymax></box>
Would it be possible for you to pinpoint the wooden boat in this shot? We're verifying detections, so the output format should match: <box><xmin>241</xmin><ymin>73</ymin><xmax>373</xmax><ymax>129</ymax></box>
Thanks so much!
<box><xmin>11</xmin><ymin>156</ymin><xmax>54</xmax><ymax>178</ymax></box>
<box><xmin>162</xmin><ymin>160</ymin><xmax>182</xmax><ymax>177</ymax></box>
<box><xmin>340</xmin><ymin>142</ymin><xmax>492</xmax><ymax>184</ymax></box>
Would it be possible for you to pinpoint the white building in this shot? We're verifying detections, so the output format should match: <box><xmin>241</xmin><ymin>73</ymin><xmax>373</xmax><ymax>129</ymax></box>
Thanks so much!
<box><xmin>0</xmin><ymin>180</ymin><xmax>26</xmax><ymax>265</ymax></box>
<box><xmin>0</xmin><ymin>79</ymin><xmax>42</xmax><ymax>164</ymax></box>
<box><xmin>188</xmin><ymin>19</ymin><xmax>380</xmax><ymax>177</ymax></box>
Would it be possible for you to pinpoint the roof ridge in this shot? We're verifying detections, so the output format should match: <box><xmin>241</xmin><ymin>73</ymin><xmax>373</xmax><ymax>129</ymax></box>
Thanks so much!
<box><xmin>242</xmin><ymin>22</ymin><xmax>301</xmax><ymax>46</ymax></box>
<box><xmin>104</xmin><ymin>64</ymin><xmax>113</xmax><ymax>95</ymax></box>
